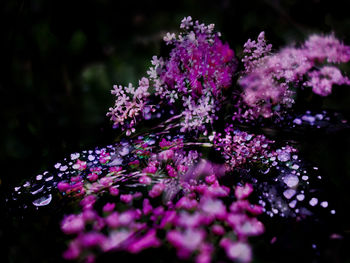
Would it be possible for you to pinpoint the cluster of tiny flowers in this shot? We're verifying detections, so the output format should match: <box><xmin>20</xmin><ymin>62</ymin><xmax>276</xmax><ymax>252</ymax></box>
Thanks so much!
<box><xmin>212</xmin><ymin>124</ymin><xmax>298</xmax><ymax>171</ymax></box>
<box><xmin>15</xmin><ymin>16</ymin><xmax>350</xmax><ymax>263</ymax></box>
<box><xmin>212</xmin><ymin>125</ymin><xmax>275</xmax><ymax>170</ymax></box>
<box><xmin>107</xmin><ymin>77</ymin><xmax>152</xmax><ymax>135</ymax></box>
<box><xmin>239</xmin><ymin>33</ymin><xmax>350</xmax><ymax>118</ymax></box>
<box><xmin>154</xmin><ymin>16</ymin><xmax>236</xmax><ymax>131</ymax></box>
<box><xmin>58</xmin><ymin>136</ymin><xmax>264</xmax><ymax>263</ymax></box>
<box><xmin>108</xmin><ymin>16</ymin><xmax>236</xmax><ymax>135</ymax></box>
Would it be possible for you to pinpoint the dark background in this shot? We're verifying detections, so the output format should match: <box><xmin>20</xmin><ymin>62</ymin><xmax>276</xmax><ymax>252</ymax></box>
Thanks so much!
<box><xmin>1</xmin><ymin>0</ymin><xmax>350</xmax><ymax>262</ymax></box>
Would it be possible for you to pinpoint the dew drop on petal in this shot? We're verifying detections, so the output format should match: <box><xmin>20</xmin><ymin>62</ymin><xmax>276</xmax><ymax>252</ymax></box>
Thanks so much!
<box><xmin>291</xmin><ymin>164</ymin><xmax>299</xmax><ymax>170</ymax></box>
<box><xmin>32</xmin><ymin>194</ymin><xmax>52</xmax><ymax>207</ymax></box>
<box><xmin>309</xmin><ymin>198</ymin><xmax>318</xmax><ymax>206</ymax></box>
<box><xmin>320</xmin><ymin>201</ymin><xmax>328</xmax><ymax>208</ymax></box>
<box><xmin>296</xmin><ymin>194</ymin><xmax>305</xmax><ymax>201</ymax></box>
<box><xmin>289</xmin><ymin>200</ymin><xmax>297</xmax><ymax>208</ymax></box>
<box><xmin>283</xmin><ymin>189</ymin><xmax>296</xmax><ymax>199</ymax></box>
<box><xmin>278</xmin><ymin>152</ymin><xmax>290</xmax><ymax>162</ymax></box>
<box><xmin>31</xmin><ymin>186</ymin><xmax>44</xmax><ymax>195</ymax></box>
<box><xmin>283</xmin><ymin>174</ymin><xmax>299</xmax><ymax>188</ymax></box>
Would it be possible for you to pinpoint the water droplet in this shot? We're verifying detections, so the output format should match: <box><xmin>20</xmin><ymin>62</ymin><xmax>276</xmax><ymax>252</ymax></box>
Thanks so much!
<box><xmin>119</xmin><ymin>147</ymin><xmax>130</xmax><ymax>156</ymax></box>
<box><xmin>45</xmin><ymin>176</ymin><xmax>54</xmax><ymax>182</ymax></box>
<box><xmin>302</xmin><ymin>175</ymin><xmax>309</xmax><ymax>181</ymax></box>
<box><xmin>54</xmin><ymin>163</ymin><xmax>61</xmax><ymax>169</ymax></box>
<box><xmin>70</xmin><ymin>153</ymin><xmax>80</xmax><ymax>160</ymax></box>
<box><xmin>291</xmin><ymin>164</ymin><xmax>299</xmax><ymax>170</ymax></box>
<box><xmin>330</xmin><ymin>210</ymin><xmax>336</xmax><ymax>214</ymax></box>
<box><xmin>293</xmin><ymin>118</ymin><xmax>302</xmax><ymax>125</ymax></box>
<box><xmin>88</xmin><ymin>155</ymin><xmax>95</xmax><ymax>161</ymax></box>
<box><xmin>283</xmin><ymin>174</ymin><xmax>299</xmax><ymax>187</ymax></box>
<box><xmin>23</xmin><ymin>181</ymin><xmax>31</xmax><ymax>188</ymax></box>
<box><xmin>320</xmin><ymin>201</ymin><xmax>328</xmax><ymax>208</ymax></box>
<box><xmin>289</xmin><ymin>200</ymin><xmax>297</xmax><ymax>208</ymax></box>
<box><xmin>36</xmin><ymin>175</ymin><xmax>43</xmax><ymax>180</ymax></box>
<box><xmin>108</xmin><ymin>157</ymin><xmax>123</xmax><ymax>166</ymax></box>
<box><xmin>283</xmin><ymin>189</ymin><xmax>296</xmax><ymax>199</ymax></box>
<box><xmin>60</xmin><ymin>165</ymin><xmax>68</xmax><ymax>172</ymax></box>
<box><xmin>278</xmin><ymin>152</ymin><xmax>290</xmax><ymax>162</ymax></box>
<box><xmin>32</xmin><ymin>194</ymin><xmax>52</xmax><ymax>207</ymax></box>
<box><xmin>296</xmin><ymin>194</ymin><xmax>305</xmax><ymax>201</ymax></box>
<box><xmin>309</xmin><ymin>197</ymin><xmax>318</xmax><ymax>206</ymax></box>
<box><xmin>31</xmin><ymin>186</ymin><xmax>44</xmax><ymax>195</ymax></box>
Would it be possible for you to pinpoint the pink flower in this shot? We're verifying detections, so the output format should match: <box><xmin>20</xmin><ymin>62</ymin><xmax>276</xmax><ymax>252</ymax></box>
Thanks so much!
<box><xmin>61</xmin><ymin>214</ymin><xmax>85</xmax><ymax>234</ymax></box>
<box><xmin>120</xmin><ymin>194</ymin><xmax>133</xmax><ymax>203</ymax></box>
<box><xmin>159</xmin><ymin>210</ymin><xmax>177</xmax><ymax>228</ymax></box>
<box><xmin>149</xmin><ymin>183</ymin><xmax>166</xmax><ymax>198</ymax></box>
<box><xmin>57</xmin><ymin>181</ymin><xmax>71</xmax><ymax>192</ymax></box>
<box><xmin>73</xmin><ymin>159</ymin><xmax>87</xmax><ymax>170</ymax></box>
<box><xmin>235</xmin><ymin>183</ymin><xmax>253</xmax><ymax>199</ymax></box>
<box><xmin>79</xmin><ymin>232</ymin><xmax>106</xmax><ymax>248</ymax></box>
<box><xmin>205</xmin><ymin>174</ymin><xmax>217</xmax><ymax>184</ymax></box>
<box><xmin>158</xmin><ymin>149</ymin><xmax>174</xmax><ymax>161</ymax></box>
<box><xmin>177</xmin><ymin>164</ymin><xmax>188</xmax><ymax>173</ymax></box>
<box><xmin>212</xmin><ymin>224</ymin><xmax>225</xmax><ymax>235</ymax></box>
<box><xmin>82</xmin><ymin>209</ymin><xmax>97</xmax><ymax>222</ymax></box>
<box><xmin>166</xmin><ymin>164</ymin><xmax>177</xmax><ymax>177</ymax></box>
<box><xmin>99</xmin><ymin>151</ymin><xmax>111</xmax><ymax>164</ymax></box>
<box><xmin>200</xmin><ymin>198</ymin><xmax>227</xmax><ymax>220</ymax></box>
<box><xmin>109</xmin><ymin>186</ymin><xmax>119</xmax><ymax>196</ymax></box>
<box><xmin>142</xmin><ymin>199</ymin><xmax>153</xmax><ymax>215</ymax></box>
<box><xmin>139</xmin><ymin>175</ymin><xmax>152</xmax><ymax>185</ymax></box>
<box><xmin>109</xmin><ymin>166</ymin><xmax>122</xmax><ymax>173</ymax></box>
<box><xmin>196</xmin><ymin>243</ymin><xmax>213</xmax><ymax>263</ymax></box>
<box><xmin>127</xmin><ymin>229</ymin><xmax>160</xmax><ymax>253</ymax></box>
<box><xmin>87</xmin><ymin>173</ymin><xmax>99</xmax><ymax>182</ymax></box>
<box><xmin>80</xmin><ymin>195</ymin><xmax>96</xmax><ymax>209</ymax></box>
<box><xmin>176</xmin><ymin>211</ymin><xmax>203</xmax><ymax>228</ymax></box>
<box><xmin>105</xmin><ymin>212</ymin><xmax>119</xmax><ymax>228</ymax></box>
<box><xmin>222</xmin><ymin>241</ymin><xmax>252</xmax><ymax>263</ymax></box>
<box><xmin>103</xmin><ymin>203</ymin><xmax>116</xmax><ymax>213</ymax></box>
<box><xmin>142</xmin><ymin>165</ymin><xmax>157</xmax><ymax>174</ymax></box>
<box><xmin>175</xmin><ymin>196</ymin><xmax>198</xmax><ymax>210</ymax></box>
<box><xmin>99</xmin><ymin>176</ymin><xmax>114</xmax><ymax>187</ymax></box>
<box><xmin>63</xmin><ymin>240</ymin><xmax>81</xmax><ymax>260</ymax></box>
<box><xmin>167</xmin><ymin>229</ymin><xmax>205</xmax><ymax>259</ymax></box>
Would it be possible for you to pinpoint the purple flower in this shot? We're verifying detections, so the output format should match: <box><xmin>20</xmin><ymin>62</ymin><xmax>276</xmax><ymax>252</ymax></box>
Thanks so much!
<box><xmin>120</xmin><ymin>194</ymin><xmax>133</xmax><ymax>203</ymax></box>
<box><xmin>221</xmin><ymin>239</ymin><xmax>252</xmax><ymax>263</ymax></box>
<box><xmin>105</xmin><ymin>212</ymin><xmax>119</xmax><ymax>228</ymax></box>
<box><xmin>63</xmin><ymin>240</ymin><xmax>81</xmax><ymax>260</ymax></box>
<box><xmin>103</xmin><ymin>203</ymin><xmax>116</xmax><ymax>213</ymax></box>
<box><xmin>109</xmin><ymin>186</ymin><xmax>119</xmax><ymax>196</ymax></box>
<box><xmin>127</xmin><ymin>229</ymin><xmax>160</xmax><ymax>253</ymax></box>
<box><xmin>61</xmin><ymin>214</ymin><xmax>85</xmax><ymax>234</ymax></box>
<box><xmin>167</xmin><ymin>229</ymin><xmax>206</xmax><ymax>259</ymax></box>
<box><xmin>235</xmin><ymin>183</ymin><xmax>253</xmax><ymax>200</ymax></box>
<box><xmin>149</xmin><ymin>183</ymin><xmax>166</xmax><ymax>198</ymax></box>
<box><xmin>79</xmin><ymin>232</ymin><xmax>106</xmax><ymax>248</ymax></box>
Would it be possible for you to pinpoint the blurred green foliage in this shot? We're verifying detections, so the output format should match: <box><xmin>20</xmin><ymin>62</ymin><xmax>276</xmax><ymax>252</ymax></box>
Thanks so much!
<box><xmin>1</xmin><ymin>0</ymin><xmax>350</xmax><ymax>262</ymax></box>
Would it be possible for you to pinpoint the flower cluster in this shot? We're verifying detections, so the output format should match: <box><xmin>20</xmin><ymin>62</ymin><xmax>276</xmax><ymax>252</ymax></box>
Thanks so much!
<box><xmin>239</xmin><ymin>33</ymin><xmax>350</xmax><ymax>118</ymax></box>
<box><xmin>107</xmin><ymin>78</ymin><xmax>152</xmax><ymax>135</ymax></box>
<box><xmin>9</xmin><ymin>16</ymin><xmax>349</xmax><ymax>263</ymax></box>
<box><xmin>56</xmin><ymin>135</ymin><xmax>264</xmax><ymax>263</ymax></box>
<box><xmin>108</xmin><ymin>16</ymin><xmax>236</xmax><ymax>134</ymax></box>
